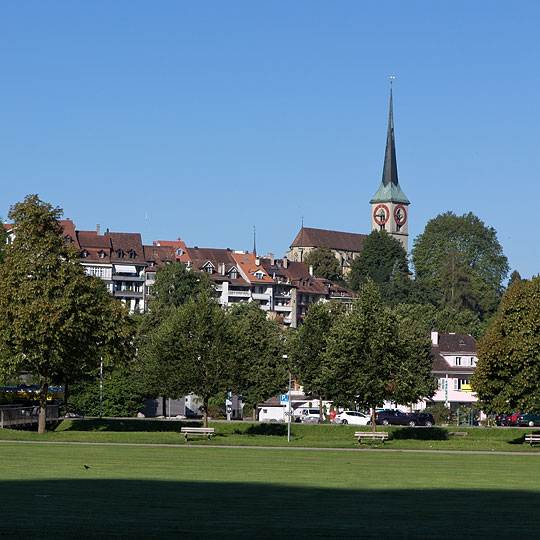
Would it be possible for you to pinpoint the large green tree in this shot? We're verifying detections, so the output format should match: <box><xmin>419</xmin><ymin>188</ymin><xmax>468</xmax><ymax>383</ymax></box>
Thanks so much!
<box><xmin>228</xmin><ymin>302</ymin><xmax>288</xmax><ymax>418</ymax></box>
<box><xmin>303</xmin><ymin>247</ymin><xmax>342</xmax><ymax>282</ymax></box>
<box><xmin>322</xmin><ymin>280</ymin><xmax>435</xmax><ymax>431</ymax></box>
<box><xmin>139</xmin><ymin>292</ymin><xmax>232</xmax><ymax>427</ymax></box>
<box><xmin>151</xmin><ymin>261</ymin><xmax>215</xmax><ymax>308</ymax></box>
<box><xmin>472</xmin><ymin>277</ymin><xmax>540</xmax><ymax>413</ymax></box>
<box><xmin>0</xmin><ymin>195</ymin><xmax>134</xmax><ymax>433</ymax></box>
<box><xmin>289</xmin><ymin>301</ymin><xmax>346</xmax><ymax>422</ymax></box>
<box><xmin>348</xmin><ymin>230</ymin><xmax>408</xmax><ymax>292</ymax></box>
<box><xmin>411</xmin><ymin>212</ymin><xmax>509</xmax><ymax>319</ymax></box>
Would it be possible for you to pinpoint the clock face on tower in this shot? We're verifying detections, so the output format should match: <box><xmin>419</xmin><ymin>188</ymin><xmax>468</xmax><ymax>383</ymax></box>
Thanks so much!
<box><xmin>394</xmin><ymin>205</ymin><xmax>407</xmax><ymax>227</ymax></box>
<box><xmin>373</xmin><ymin>204</ymin><xmax>389</xmax><ymax>226</ymax></box>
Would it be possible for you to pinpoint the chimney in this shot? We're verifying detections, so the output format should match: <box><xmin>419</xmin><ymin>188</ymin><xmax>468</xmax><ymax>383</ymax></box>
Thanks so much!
<box><xmin>283</xmin><ymin>257</ymin><xmax>288</xmax><ymax>269</ymax></box>
<box><xmin>430</xmin><ymin>329</ymin><xmax>439</xmax><ymax>345</ymax></box>
<box><xmin>309</xmin><ymin>265</ymin><xmax>314</xmax><ymax>276</ymax></box>
<box><xmin>220</xmin><ymin>263</ymin><xmax>225</xmax><ymax>275</ymax></box>
<box><xmin>96</xmin><ymin>224</ymin><xmax>100</xmax><ymax>235</ymax></box>
<box><xmin>255</xmin><ymin>257</ymin><xmax>260</xmax><ymax>266</ymax></box>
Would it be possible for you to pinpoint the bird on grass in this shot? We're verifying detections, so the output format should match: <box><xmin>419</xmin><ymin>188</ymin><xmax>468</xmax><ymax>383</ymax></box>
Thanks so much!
<box><xmin>84</xmin><ymin>465</ymin><xmax>90</xmax><ymax>469</ymax></box>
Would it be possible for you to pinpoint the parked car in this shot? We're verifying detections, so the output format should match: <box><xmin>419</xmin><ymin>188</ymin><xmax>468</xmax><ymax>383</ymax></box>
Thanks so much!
<box><xmin>516</xmin><ymin>412</ymin><xmax>540</xmax><ymax>427</ymax></box>
<box><xmin>334</xmin><ymin>411</ymin><xmax>370</xmax><ymax>426</ymax></box>
<box><xmin>495</xmin><ymin>413</ymin><xmax>507</xmax><ymax>426</ymax></box>
<box><xmin>501</xmin><ymin>412</ymin><xmax>521</xmax><ymax>426</ymax></box>
<box><xmin>298</xmin><ymin>408</ymin><xmax>325</xmax><ymax>424</ymax></box>
<box><xmin>405</xmin><ymin>412</ymin><xmax>435</xmax><ymax>427</ymax></box>
<box><xmin>373</xmin><ymin>409</ymin><xmax>415</xmax><ymax>426</ymax></box>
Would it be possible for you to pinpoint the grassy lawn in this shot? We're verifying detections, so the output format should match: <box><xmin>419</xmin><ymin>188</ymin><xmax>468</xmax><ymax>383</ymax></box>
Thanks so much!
<box><xmin>0</xmin><ymin>418</ymin><xmax>538</xmax><ymax>453</ymax></box>
<box><xmin>1</xmin><ymin>442</ymin><xmax>539</xmax><ymax>538</ymax></box>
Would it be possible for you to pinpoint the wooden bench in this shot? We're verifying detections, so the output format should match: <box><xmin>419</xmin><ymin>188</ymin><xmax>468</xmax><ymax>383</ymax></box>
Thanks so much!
<box><xmin>524</xmin><ymin>434</ymin><xmax>540</xmax><ymax>446</ymax></box>
<box><xmin>355</xmin><ymin>431</ymin><xmax>388</xmax><ymax>444</ymax></box>
<box><xmin>449</xmin><ymin>431</ymin><xmax>468</xmax><ymax>436</ymax></box>
<box><xmin>181</xmin><ymin>427</ymin><xmax>215</xmax><ymax>442</ymax></box>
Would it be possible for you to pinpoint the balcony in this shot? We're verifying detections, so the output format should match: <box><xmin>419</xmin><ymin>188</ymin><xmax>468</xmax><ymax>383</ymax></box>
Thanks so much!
<box><xmin>252</xmin><ymin>293</ymin><xmax>271</xmax><ymax>301</ymax></box>
<box><xmin>228</xmin><ymin>290</ymin><xmax>251</xmax><ymax>298</ymax></box>
<box><xmin>274</xmin><ymin>304</ymin><xmax>292</xmax><ymax>312</ymax></box>
<box><xmin>113</xmin><ymin>290</ymin><xmax>143</xmax><ymax>298</ymax></box>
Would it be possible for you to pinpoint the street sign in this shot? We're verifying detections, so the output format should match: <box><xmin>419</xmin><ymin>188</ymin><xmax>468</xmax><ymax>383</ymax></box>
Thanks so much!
<box><xmin>280</xmin><ymin>394</ymin><xmax>289</xmax><ymax>404</ymax></box>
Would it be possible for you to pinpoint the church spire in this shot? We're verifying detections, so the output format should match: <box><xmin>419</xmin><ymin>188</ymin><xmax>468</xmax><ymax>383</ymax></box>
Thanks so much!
<box><xmin>382</xmin><ymin>84</ymin><xmax>399</xmax><ymax>187</ymax></box>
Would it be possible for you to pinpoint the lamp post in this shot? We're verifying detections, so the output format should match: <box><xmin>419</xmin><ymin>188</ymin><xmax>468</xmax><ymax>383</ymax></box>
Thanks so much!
<box><xmin>99</xmin><ymin>358</ymin><xmax>103</xmax><ymax>420</ymax></box>
<box><xmin>283</xmin><ymin>354</ymin><xmax>291</xmax><ymax>443</ymax></box>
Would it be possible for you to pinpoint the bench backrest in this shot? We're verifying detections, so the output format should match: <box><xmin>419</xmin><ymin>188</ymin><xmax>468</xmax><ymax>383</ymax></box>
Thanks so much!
<box><xmin>181</xmin><ymin>427</ymin><xmax>215</xmax><ymax>433</ymax></box>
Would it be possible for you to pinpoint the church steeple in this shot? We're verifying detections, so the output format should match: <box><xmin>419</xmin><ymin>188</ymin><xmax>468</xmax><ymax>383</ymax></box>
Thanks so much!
<box><xmin>370</xmin><ymin>80</ymin><xmax>410</xmax><ymax>252</ymax></box>
<box><xmin>382</xmin><ymin>86</ymin><xmax>399</xmax><ymax>187</ymax></box>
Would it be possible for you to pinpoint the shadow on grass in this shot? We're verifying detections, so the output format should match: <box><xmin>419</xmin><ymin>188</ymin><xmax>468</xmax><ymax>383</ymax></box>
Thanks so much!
<box><xmin>236</xmin><ymin>423</ymin><xmax>287</xmax><ymax>436</ymax></box>
<box><xmin>508</xmin><ymin>429</ymin><xmax>540</xmax><ymax>445</ymax></box>
<box><xmin>4</xmin><ymin>479</ymin><xmax>540</xmax><ymax>539</ymax></box>
<box><xmin>390</xmin><ymin>427</ymin><xmax>448</xmax><ymax>440</ymax></box>
<box><xmin>54</xmin><ymin>418</ymin><xmax>201</xmax><ymax>432</ymax></box>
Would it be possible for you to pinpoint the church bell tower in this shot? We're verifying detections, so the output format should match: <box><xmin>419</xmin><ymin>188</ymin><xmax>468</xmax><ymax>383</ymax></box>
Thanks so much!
<box><xmin>370</xmin><ymin>82</ymin><xmax>410</xmax><ymax>252</ymax></box>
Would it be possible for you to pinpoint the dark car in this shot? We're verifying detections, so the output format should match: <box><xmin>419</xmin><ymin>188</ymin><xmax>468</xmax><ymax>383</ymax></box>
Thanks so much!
<box><xmin>374</xmin><ymin>409</ymin><xmax>417</xmax><ymax>427</ymax></box>
<box><xmin>407</xmin><ymin>412</ymin><xmax>435</xmax><ymax>427</ymax></box>
<box><xmin>516</xmin><ymin>412</ymin><xmax>540</xmax><ymax>427</ymax></box>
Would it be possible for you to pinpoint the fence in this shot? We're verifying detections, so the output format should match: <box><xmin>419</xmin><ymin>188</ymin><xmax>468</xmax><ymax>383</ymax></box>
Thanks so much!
<box><xmin>0</xmin><ymin>405</ymin><xmax>59</xmax><ymax>429</ymax></box>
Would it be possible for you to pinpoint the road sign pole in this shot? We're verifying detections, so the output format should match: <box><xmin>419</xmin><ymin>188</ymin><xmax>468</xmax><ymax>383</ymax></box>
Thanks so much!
<box><xmin>287</xmin><ymin>371</ymin><xmax>292</xmax><ymax>442</ymax></box>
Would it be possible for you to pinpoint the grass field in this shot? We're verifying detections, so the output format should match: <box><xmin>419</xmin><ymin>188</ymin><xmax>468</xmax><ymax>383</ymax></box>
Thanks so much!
<box><xmin>1</xmin><ymin>418</ymin><xmax>539</xmax><ymax>453</ymax></box>
<box><xmin>1</xmin><ymin>441</ymin><xmax>540</xmax><ymax>539</ymax></box>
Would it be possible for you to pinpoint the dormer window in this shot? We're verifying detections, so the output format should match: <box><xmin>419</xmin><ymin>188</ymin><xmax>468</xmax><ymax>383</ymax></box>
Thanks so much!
<box><xmin>117</xmin><ymin>249</ymin><xmax>124</xmax><ymax>258</ymax></box>
<box><xmin>64</xmin><ymin>235</ymin><xmax>73</xmax><ymax>244</ymax></box>
<box><xmin>149</xmin><ymin>261</ymin><xmax>155</xmax><ymax>267</ymax></box>
<box><xmin>255</xmin><ymin>271</ymin><xmax>265</xmax><ymax>280</ymax></box>
<box><xmin>205</xmin><ymin>266</ymin><xmax>213</xmax><ymax>273</ymax></box>
<box><xmin>229</xmin><ymin>270</ymin><xmax>237</xmax><ymax>279</ymax></box>
<box><xmin>98</xmin><ymin>251</ymin><xmax>106</xmax><ymax>259</ymax></box>
<box><xmin>129</xmin><ymin>250</ymin><xmax>136</xmax><ymax>259</ymax></box>
<box><xmin>81</xmin><ymin>250</ymin><xmax>88</xmax><ymax>258</ymax></box>
<box><xmin>176</xmin><ymin>248</ymin><xmax>184</xmax><ymax>256</ymax></box>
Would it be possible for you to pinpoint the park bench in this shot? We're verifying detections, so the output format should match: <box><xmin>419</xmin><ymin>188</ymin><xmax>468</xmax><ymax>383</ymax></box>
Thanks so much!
<box><xmin>524</xmin><ymin>434</ymin><xmax>540</xmax><ymax>446</ymax></box>
<box><xmin>355</xmin><ymin>431</ymin><xmax>388</xmax><ymax>444</ymax></box>
<box><xmin>181</xmin><ymin>427</ymin><xmax>215</xmax><ymax>442</ymax></box>
<box><xmin>449</xmin><ymin>431</ymin><xmax>468</xmax><ymax>436</ymax></box>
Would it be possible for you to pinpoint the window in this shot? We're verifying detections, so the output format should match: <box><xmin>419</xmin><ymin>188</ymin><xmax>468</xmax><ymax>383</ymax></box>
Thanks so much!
<box><xmin>64</xmin><ymin>235</ymin><xmax>73</xmax><ymax>244</ymax></box>
<box><xmin>453</xmin><ymin>378</ymin><xmax>469</xmax><ymax>390</ymax></box>
<box><xmin>229</xmin><ymin>270</ymin><xmax>237</xmax><ymax>279</ymax></box>
<box><xmin>129</xmin><ymin>250</ymin><xmax>135</xmax><ymax>259</ymax></box>
<box><xmin>147</xmin><ymin>273</ymin><xmax>155</xmax><ymax>281</ymax></box>
<box><xmin>99</xmin><ymin>251</ymin><xmax>105</xmax><ymax>259</ymax></box>
<box><xmin>438</xmin><ymin>378</ymin><xmax>446</xmax><ymax>390</ymax></box>
<box><xmin>471</xmin><ymin>357</ymin><xmax>477</xmax><ymax>367</ymax></box>
<box><xmin>176</xmin><ymin>248</ymin><xmax>183</xmax><ymax>256</ymax></box>
<box><xmin>455</xmin><ymin>357</ymin><xmax>461</xmax><ymax>366</ymax></box>
<box><xmin>205</xmin><ymin>266</ymin><xmax>213</xmax><ymax>273</ymax></box>
<box><xmin>149</xmin><ymin>261</ymin><xmax>155</xmax><ymax>267</ymax></box>
<box><xmin>81</xmin><ymin>250</ymin><xmax>88</xmax><ymax>258</ymax></box>
<box><xmin>117</xmin><ymin>249</ymin><xmax>124</xmax><ymax>258</ymax></box>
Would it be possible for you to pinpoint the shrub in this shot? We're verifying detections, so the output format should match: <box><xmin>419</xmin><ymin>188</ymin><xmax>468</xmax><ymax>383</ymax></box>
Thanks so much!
<box><xmin>425</xmin><ymin>402</ymin><xmax>452</xmax><ymax>424</ymax></box>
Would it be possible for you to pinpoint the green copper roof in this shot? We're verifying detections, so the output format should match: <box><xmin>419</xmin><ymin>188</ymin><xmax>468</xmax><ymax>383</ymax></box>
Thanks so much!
<box><xmin>370</xmin><ymin>86</ymin><xmax>409</xmax><ymax>205</ymax></box>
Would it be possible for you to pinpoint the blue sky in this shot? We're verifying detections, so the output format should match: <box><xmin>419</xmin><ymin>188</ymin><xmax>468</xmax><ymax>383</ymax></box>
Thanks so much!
<box><xmin>1</xmin><ymin>1</ymin><xmax>538</xmax><ymax>278</ymax></box>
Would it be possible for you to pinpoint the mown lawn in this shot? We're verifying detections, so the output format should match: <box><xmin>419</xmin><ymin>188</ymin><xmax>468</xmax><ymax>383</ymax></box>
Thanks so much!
<box><xmin>1</xmin><ymin>442</ymin><xmax>539</xmax><ymax>538</ymax></box>
<box><xmin>0</xmin><ymin>418</ymin><xmax>538</xmax><ymax>452</ymax></box>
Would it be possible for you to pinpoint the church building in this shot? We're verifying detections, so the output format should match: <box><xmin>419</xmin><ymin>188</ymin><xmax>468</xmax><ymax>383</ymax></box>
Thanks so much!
<box><xmin>286</xmin><ymin>85</ymin><xmax>410</xmax><ymax>272</ymax></box>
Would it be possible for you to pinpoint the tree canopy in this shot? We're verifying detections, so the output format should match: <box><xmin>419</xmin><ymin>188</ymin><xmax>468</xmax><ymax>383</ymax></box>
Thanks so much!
<box><xmin>472</xmin><ymin>277</ymin><xmax>540</xmax><ymax>413</ymax></box>
<box><xmin>411</xmin><ymin>211</ymin><xmax>508</xmax><ymax>318</ymax></box>
<box><xmin>139</xmin><ymin>292</ymin><xmax>232</xmax><ymax>427</ymax></box>
<box><xmin>303</xmin><ymin>247</ymin><xmax>342</xmax><ymax>282</ymax></box>
<box><xmin>289</xmin><ymin>301</ymin><xmax>346</xmax><ymax>421</ymax></box>
<box><xmin>228</xmin><ymin>302</ymin><xmax>288</xmax><ymax>415</ymax></box>
<box><xmin>151</xmin><ymin>261</ymin><xmax>215</xmax><ymax>307</ymax></box>
<box><xmin>348</xmin><ymin>230</ymin><xmax>409</xmax><ymax>292</ymax></box>
<box><xmin>321</xmin><ymin>281</ymin><xmax>435</xmax><ymax>429</ymax></box>
<box><xmin>0</xmin><ymin>195</ymin><xmax>134</xmax><ymax>433</ymax></box>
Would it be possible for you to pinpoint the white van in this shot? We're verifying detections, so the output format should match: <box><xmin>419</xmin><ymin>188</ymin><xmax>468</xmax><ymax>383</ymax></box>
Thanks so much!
<box><xmin>297</xmin><ymin>408</ymin><xmax>325</xmax><ymax>423</ymax></box>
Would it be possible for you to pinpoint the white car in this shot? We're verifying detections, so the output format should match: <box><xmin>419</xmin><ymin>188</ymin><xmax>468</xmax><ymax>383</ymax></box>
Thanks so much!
<box><xmin>334</xmin><ymin>411</ymin><xmax>370</xmax><ymax>426</ymax></box>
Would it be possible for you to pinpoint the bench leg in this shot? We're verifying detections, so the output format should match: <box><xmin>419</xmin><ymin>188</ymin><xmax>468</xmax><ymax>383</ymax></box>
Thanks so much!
<box><xmin>184</xmin><ymin>434</ymin><xmax>188</xmax><ymax>442</ymax></box>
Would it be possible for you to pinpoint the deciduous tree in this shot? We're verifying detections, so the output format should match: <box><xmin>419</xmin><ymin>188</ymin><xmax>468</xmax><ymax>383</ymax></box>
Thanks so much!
<box><xmin>303</xmin><ymin>247</ymin><xmax>342</xmax><ymax>283</ymax></box>
<box><xmin>472</xmin><ymin>277</ymin><xmax>540</xmax><ymax>413</ymax></box>
<box><xmin>322</xmin><ymin>280</ymin><xmax>435</xmax><ymax>431</ymax></box>
<box><xmin>0</xmin><ymin>195</ymin><xmax>134</xmax><ymax>433</ymax></box>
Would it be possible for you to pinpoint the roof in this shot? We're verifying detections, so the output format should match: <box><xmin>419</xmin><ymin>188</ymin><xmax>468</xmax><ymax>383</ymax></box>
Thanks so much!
<box><xmin>431</xmin><ymin>333</ymin><xmax>477</xmax><ymax>373</ymax></box>
<box><xmin>155</xmin><ymin>238</ymin><xmax>190</xmax><ymax>263</ymax></box>
<box><xmin>231</xmin><ymin>252</ymin><xmax>274</xmax><ymax>284</ymax></box>
<box><xmin>370</xmin><ymin>87</ymin><xmax>410</xmax><ymax>205</ymax></box>
<box><xmin>290</xmin><ymin>227</ymin><xmax>366</xmax><ymax>252</ymax></box>
<box><xmin>59</xmin><ymin>219</ymin><xmax>81</xmax><ymax>249</ymax></box>
<box><xmin>187</xmin><ymin>247</ymin><xmax>250</xmax><ymax>286</ymax></box>
<box><xmin>143</xmin><ymin>245</ymin><xmax>175</xmax><ymax>269</ymax></box>
<box><xmin>105</xmin><ymin>232</ymin><xmax>146</xmax><ymax>264</ymax></box>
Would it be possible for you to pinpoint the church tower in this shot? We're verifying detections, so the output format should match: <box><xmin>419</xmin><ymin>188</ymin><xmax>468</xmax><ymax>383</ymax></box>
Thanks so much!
<box><xmin>370</xmin><ymin>83</ymin><xmax>410</xmax><ymax>252</ymax></box>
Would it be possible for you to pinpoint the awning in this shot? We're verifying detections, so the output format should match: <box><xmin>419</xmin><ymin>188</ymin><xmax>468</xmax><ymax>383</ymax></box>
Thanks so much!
<box><xmin>114</xmin><ymin>264</ymin><xmax>137</xmax><ymax>274</ymax></box>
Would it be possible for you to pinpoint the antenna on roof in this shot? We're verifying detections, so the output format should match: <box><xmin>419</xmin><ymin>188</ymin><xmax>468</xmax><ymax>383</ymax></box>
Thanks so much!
<box><xmin>253</xmin><ymin>225</ymin><xmax>256</xmax><ymax>255</ymax></box>
<box><xmin>144</xmin><ymin>212</ymin><xmax>149</xmax><ymax>245</ymax></box>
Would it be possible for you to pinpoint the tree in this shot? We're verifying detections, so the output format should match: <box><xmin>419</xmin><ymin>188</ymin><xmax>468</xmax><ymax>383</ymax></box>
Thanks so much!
<box><xmin>411</xmin><ymin>212</ymin><xmax>509</xmax><ymax>319</ymax></box>
<box><xmin>151</xmin><ymin>262</ymin><xmax>215</xmax><ymax>308</ymax></box>
<box><xmin>303</xmin><ymin>247</ymin><xmax>342</xmax><ymax>282</ymax></box>
<box><xmin>439</xmin><ymin>249</ymin><xmax>478</xmax><ymax>312</ymax></box>
<box><xmin>322</xmin><ymin>280</ymin><xmax>435</xmax><ymax>431</ymax></box>
<box><xmin>348</xmin><ymin>230</ymin><xmax>408</xmax><ymax>292</ymax></box>
<box><xmin>507</xmin><ymin>270</ymin><xmax>522</xmax><ymax>288</ymax></box>
<box><xmin>139</xmin><ymin>292</ymin><xmax>232</xmax><ymax>427</ymax></box>
<box><xmin>228</xmin><ymin>302</ymin><xmax>288</xmax><ymax>418</ymax></box>
<box><xmin>0</xmin><ymin>195</ymin><xmax>134</xmax><ymax>433</ymax></box>
<box><xmin>471</xmin><ymin>277</ymin><xmax>540</xmax><ymax>413</ymax></box>
<box><xmin>289</xmin><ymin>301</ymin><xmax>346</xmax><ymax>422</ymax></box>
<box><xmin>393</xmin><ymin>303</ymin><xmax>485</xmax><ymax>340</ymax></box>
<box><xmin>0</xmin><ymin>222</ymin><xmax>7</xmax><ymax>264</ymax></box>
